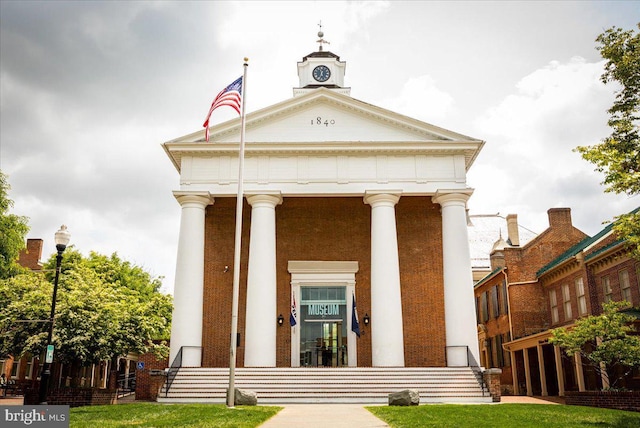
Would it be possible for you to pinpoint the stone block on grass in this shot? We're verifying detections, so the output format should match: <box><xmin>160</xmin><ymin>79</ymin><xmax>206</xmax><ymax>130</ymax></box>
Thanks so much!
<box><xmin>388</xmin><ymin>389</ymin><xmax>420</xmax><ymax>406</ymax></box>
<box><xmin>227</xmin><ymin>387</ymin><xmax>258</xmax><ymax>406</ymax></box>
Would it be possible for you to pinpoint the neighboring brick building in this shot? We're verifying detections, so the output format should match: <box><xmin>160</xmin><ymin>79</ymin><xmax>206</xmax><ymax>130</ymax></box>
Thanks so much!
<box><xmin>474</xmin><ymin>208</ymin><xmax>588</xmax><ymax>395</ymax></box>
<box><xmin>1</xmin><ymin>239</ymin><xmax>44</xmax><ymax>386</ymax></box>
<box><xmin>476</xmin><ymin>207</ymin><xmax>640</xmax><ymax>396</ymax></box>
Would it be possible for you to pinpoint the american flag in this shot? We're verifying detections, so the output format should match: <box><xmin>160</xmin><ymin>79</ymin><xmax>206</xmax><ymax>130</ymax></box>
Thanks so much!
<box><xmin>202</xmin><ymin>76</ymin><xmax>243</xmax><ymax>142</ymax></box>
<box><xmin>351</xmin><ymin>293</ymin><xmax>360</xmax><ymax>337</ymax></box>
<box><xmin>290</xmin><ymin>294</ymin><xmax>298</xmax><ymax>327</ymax></box>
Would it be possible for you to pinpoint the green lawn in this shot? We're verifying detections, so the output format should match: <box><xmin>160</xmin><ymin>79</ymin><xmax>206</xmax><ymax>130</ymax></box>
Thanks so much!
<box><xmin>68</xmin><ymin>403</ymin><xmax>640</xmax><ymax>428</ymax></box>
<box><xmin>367</xmin><ymin>404</ymin><xmax>640</xmax><ymax>428</ymax></box>
<box><xmin>70</xmin><ymin>403</ymin><xmax>282</xmax><ymax>428</ymax></box>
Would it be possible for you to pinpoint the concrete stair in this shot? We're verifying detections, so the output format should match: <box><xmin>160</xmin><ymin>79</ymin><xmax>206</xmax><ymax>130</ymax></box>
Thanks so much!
<box><xmin>157</xmin><ymin>367</ymin><xmax>492</xmax><ymax>404</ymax></box>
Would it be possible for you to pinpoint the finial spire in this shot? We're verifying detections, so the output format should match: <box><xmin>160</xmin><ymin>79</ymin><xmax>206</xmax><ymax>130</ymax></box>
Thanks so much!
<box><xmin>316</xmin><ymin>20</ymin><xmax>330</xmax><ymax>51</ymax></box>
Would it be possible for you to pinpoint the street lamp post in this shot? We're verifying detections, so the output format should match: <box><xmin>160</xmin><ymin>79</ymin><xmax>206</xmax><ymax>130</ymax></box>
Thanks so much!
<box><xmin>38</xmin><ymin>225</ymin><xmax>71</xmax><ymax>404</ymax></box>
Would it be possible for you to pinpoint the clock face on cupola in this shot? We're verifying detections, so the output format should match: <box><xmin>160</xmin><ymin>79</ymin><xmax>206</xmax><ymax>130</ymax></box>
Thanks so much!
<box><xmin>293</xmin><ymin>25</ymin><xmax>350</xmax><ymax>97</ymax></box>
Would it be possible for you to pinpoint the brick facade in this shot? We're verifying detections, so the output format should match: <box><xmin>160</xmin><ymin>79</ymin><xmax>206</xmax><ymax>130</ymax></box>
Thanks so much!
<box><xmin>17</xmin><ymin>239</ymin><xmax>43</xmax><ymax>271</ymax></box>
<box><xmin>202</xmin><ymin>196</ymin><xmax>446</xmax><ymax>368</ymax></box>
<box><xmin>487</xmin><ymin>207</ymin><xmax>640</xmax><ymax>398</ymax></box>
<box><xmin>565</xmin><ymin>390</ymin><xmax>640</xmax><ymax>412</ymax></box>
<box><xmin>474</xmin><ymin>208</ymin><xmax>590</xmax><ymax>395</ymax></box>
<box><xmin>135</xmin><ymin>352</ymin><xmax>169</xmax><ymax>401</ymax></box>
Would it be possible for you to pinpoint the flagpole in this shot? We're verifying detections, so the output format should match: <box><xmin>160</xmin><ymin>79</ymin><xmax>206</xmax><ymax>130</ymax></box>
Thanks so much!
<box><xmin>228</xmin><ymin>57</ymin><xmax>249</xmax><ymax>408</ymax></box>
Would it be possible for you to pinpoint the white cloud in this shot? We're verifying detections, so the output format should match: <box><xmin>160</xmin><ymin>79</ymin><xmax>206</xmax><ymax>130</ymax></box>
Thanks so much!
<box><xmin>382</xmin><ymin>75</ymin><xmax>455</xmax><ymax>122</ymax></box>
<box><xmin>468</xmin><ymin>56</ymin><xmax>637</xmax><ymax>234</ymax></box>
<box><xmin>2</xmin><ymin>1</ymin><xmax>639</xmax><ymax>296</ymax></box>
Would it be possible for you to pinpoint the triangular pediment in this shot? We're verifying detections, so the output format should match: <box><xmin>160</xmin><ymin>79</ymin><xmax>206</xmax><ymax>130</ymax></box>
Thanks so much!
<box><xmin>163</xmin><ymin>88</ymin><xmax>484</xmax><ymax>171</ymax></box>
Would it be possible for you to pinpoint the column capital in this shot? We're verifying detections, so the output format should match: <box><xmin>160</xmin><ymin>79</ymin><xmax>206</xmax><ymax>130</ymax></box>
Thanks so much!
<box><xmin>363</xmin><ymin>191</ymin><xmax>401</xmax><ymax>207</ymax></box>
<box><xmin>246</xmin><ymin>192</ymin><xmax>283</xmax><ymax>208</ymax></box>
<box><xmin>173</xmin><ymin>191</ymin><xmax>214</xmax><ymax>208</ymax></box>
<box><xmin>433</xmin><ymin>189</ymin><xmax>474</xmax><ymax>206</ymax></box>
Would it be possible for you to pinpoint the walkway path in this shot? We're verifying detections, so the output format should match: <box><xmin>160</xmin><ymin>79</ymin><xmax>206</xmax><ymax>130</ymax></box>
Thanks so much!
<box><xmin>258</xmin><ymin>404</ymin><xmax>390</xmax><ymax>428</ymax></box>
<box><xmin>258</xmin><ymin>396</ymin><xmax>564</xmax><ymax>427</ymax></box>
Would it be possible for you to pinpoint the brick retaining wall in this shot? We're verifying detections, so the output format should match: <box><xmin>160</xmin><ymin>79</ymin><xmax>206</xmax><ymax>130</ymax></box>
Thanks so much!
<box><xmin>23</xmin><ymin>387</ymin><xmax>117</xmax><ymax>407</ymax></box>
<box><xmin>483</xmin><ymin>368</ymin><xmax>502</xmax><ymax>402</ymax></box>
<box><xmin>565</xmin><ymin>391</ymin><xmax>640</xmax><ymax>412</ymax></box>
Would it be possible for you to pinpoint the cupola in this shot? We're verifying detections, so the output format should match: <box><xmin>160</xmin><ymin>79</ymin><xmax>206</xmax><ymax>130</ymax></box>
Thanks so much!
<box><xmin>294</xmin><ymin>26</ymin><xmax>350</xmax><ymax>97</ymax></box>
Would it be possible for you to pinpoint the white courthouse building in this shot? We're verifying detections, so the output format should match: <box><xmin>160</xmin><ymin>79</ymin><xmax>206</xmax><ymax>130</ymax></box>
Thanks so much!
<box><xmin>163</xmin><ymin>42</ymin><xmax>484</xmax><ymax>374</ymax></box>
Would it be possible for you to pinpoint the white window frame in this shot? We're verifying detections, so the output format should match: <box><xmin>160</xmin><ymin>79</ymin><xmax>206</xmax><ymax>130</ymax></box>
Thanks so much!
<box><xmin>550</xmin><ymin>289</ymin><xmax>559</xmax><ymax>324</ymax></box>
<box><xmin>562</xmin><ymin>283</ymin><xmax>572</xmax><ymax>320</ymax></box>
<box><xmin>603</xmin><ymin>276</ymin><xmax>612</xmax><ymax>303</ymax></box>
<box><xmin>575</xmin><ymin>277</ymin><xmax>587</xmax><ymax>316</ymax></box>
<box><xmin>619</xmin><ymin>270</ymin><xmax>631</xmax><ymax>304</ymax></box>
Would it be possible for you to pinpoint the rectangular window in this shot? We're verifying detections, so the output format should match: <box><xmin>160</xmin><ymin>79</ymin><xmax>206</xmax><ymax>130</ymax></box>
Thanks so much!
<box><xmin>550</xmin><ymin>289</ymin><xmax>559</xmax><ymax>324</ymax></box>
<box><xmin>562</xmin><ymin>284</ymin><xmax>572</xmax><ymax>320</ymax></box>
<box><xmin>25</xmin><ymin>357</ymin><xmax>34</xmax><ymax>379</ymax></box>
<box><xmin>499</xmin><ymin>280</ymin><xmax>509</xmax><ymax>315</ymax></box>
<box><xmin>490</xmin><ymin>286</ymin><xmax>499</xmax><ymax>319</ymax></box>
<box><xmin>575</xmin><ymin>277</ymin><xmax>587</xmax><ymax>315</ymax></box>
<box><xmin>480</xmin><ymin>292</ymin><xmax>489</xmax><ymax>323</ymax></box>
<box><xmin>503</xmin><ymin>333</ymin><xmax>512</xmax><ymax>367</ymax></box>
<box><xmin>603</xmin><ymin>276</ymin><xmax>612</xmax><ymax>302</ymax></box>
<box><xmin>620</xmin><ymin>270</ymin><xmax>631</xmax><ymax>303</ymax></box>
<box><xmin>495</xmin><ymin>335</ymin><xmax>504</xmax><ymax>367</ymax></box>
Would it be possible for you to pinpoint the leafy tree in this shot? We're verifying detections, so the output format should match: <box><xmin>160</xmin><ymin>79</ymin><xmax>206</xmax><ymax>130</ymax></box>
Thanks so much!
<box><xmin>0</xmin><ymin>249</ymin><xmax>172</xmax><ymax>374</ymax></box>
<box><xmin>550</xmin><ymin>301</ymin><xmax>640</xmax><ymax>389</ymax></box>
<box><xmin>0</xmin><ymin>271</ymin><xmax>52</xmax><ymax>358</ymax></box>
<box><xmin>0</xmin><ymin>170</ymin><xmax>30</xmax><ymax>279</ymax></box>
<box><xmin>575</xmin><ymin>24</ymin><xmax>640</xmax><ymax>258</ymax></box>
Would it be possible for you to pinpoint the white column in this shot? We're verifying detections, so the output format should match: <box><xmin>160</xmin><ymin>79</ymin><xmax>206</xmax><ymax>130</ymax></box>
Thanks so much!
<box><xmin>511</xmin><ymin>352</ymin><xmax>519</xmax><ymax>395</ymax></box>
<box><xmin>169</xmin><ymin>193</ymin><xmax>212</xmax><ymax>367</ymax></box>
<box><xmin>575</xmin><ymin>352</ymin><xmax>586</xmax><ymax>392</ymax></box>
<box><xmin>364</xmin><ymin>192</ymin><xmax>404</xmax><ymax>367</ymax></box>
<box><xmin>244</xmin><ymin>194</ymin><xmax>282</xmax><ymax>367</ymax></box>
<box><xmin>537</xmin><ymin>344</ymin><xmax>548</xmax><ymax>396</ymax></box>
<box><xmin>433</xmin><ymin>190</ymin><xmax>480</xmax><ymax>367</ymax></box>
<box><xmin>554</xmin><ymin>345</ymin><xmax>565</xmax><ymax>396</ymax></box>
<box><xmin>596</xmin><ymin>337</ymin><xmax>610</xmax><ymax>389</ymax></box>
<box><xmin>523</xmin><ymin>349</ymin><xmax>533</xmax><ymax>396</ymax></box>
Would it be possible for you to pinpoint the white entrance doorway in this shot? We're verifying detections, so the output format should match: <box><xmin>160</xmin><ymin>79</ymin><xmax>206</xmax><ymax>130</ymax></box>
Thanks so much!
<box><xmin>288</xmin><ymin>261</ymin><xmax>359</xmax><ymax>367</ymax></box>
<box><xmin>300</xmin><ymin>289</ymin><xmax>347</xmax><ymax>367</ymax></box>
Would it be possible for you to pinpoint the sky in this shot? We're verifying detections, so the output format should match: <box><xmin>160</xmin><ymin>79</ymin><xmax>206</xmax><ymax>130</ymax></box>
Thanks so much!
<box><xmin>1</xmin><ymin>1</ymin><xmax>638</xmax><ymax>295</ymax></box>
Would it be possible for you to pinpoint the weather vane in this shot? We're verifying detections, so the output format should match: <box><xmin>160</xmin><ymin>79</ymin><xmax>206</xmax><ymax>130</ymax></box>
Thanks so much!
<box><xmin>317</xmin><ymin>20</ymin><xmax>330</xmax><ymax>51</ymax></box>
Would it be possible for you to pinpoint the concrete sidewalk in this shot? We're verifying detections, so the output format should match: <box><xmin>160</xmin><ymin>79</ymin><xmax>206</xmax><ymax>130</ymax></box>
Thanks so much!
<box><xmin>258</xmin><ymin>396</ymin><xmax>565</xmax><ymax>428</ymax></box>
<box><xmin>258</xmin><ymin>404</ymin><xmax>390</xmax><ymax>428</ymax></box>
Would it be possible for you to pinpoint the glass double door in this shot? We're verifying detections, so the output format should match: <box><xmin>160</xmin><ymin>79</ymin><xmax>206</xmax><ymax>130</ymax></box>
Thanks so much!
<box><xmin>301</xmin><ymin>321</ymin><xmax>346</xmax><ymax>367</ymax></box>
<box><xmin>299</xmin><ymin>286</ymin><xmax>348</xmax><ymax>367</ymax></box>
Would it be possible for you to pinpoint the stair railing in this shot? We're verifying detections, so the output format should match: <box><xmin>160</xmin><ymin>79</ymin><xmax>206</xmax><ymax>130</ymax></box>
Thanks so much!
<box><xmin>466</xmin><ymin>347</ymin><xmax>489</xmax><ymax>396</ymax></box>
<box><xmin>445</xmin><ymin>345</ymin><xmax>489</xmax><ymax>397</ymax></box>
<box><xmin>165</xmin><ymin>346</ymin><xmax>202</xmax><ymax>397</ymax></box>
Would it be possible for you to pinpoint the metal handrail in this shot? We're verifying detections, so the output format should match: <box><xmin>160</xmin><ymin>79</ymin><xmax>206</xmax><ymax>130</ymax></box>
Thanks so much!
<box><xmin>466</xmin><ymin>347</ymin><xmax>489</xmax><ymax>396</ymax></box>
<box><xmin>165</xmin><ymin>346</ymin><xmax>202</xmax><ymax>397</ymax></box>
<box><xmin>445</xmin><ymin>345</ymin><xmax>489</xmax><ymax>397</ymax></box>
<box><xmin>117</xmin><ymin>373</ymin><xmax>136</xmax><ymax>391</ymax></box>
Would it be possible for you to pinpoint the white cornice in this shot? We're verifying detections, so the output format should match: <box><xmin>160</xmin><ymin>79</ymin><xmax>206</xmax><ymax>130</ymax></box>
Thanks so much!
<box><xmin>163</xmin><ymin>140</ymin><xmax>483</xmax><ymax>172</ymax></box>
